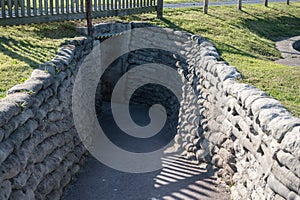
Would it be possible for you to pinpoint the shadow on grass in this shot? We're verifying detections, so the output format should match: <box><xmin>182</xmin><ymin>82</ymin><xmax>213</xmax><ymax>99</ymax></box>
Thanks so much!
<box><xmin>217</xmin><ymin>42</ymin><xmax>258</xmax><ymax>58</ymax></box>
<box><xmin>0</xmin><ymin>36</ymin><xmax>54</xmax><ymax>69</ymax></box>
<box><xmin>160</xmin><ymin>17</ymin><xmax>193</xmax><ymax>33</ymax></box>
<box><xmin>240</xmin><ymin>15</ymin><xmax>300</xmax><ymax>41</ymax></box>
<box><xmin>33</xmin><ymin>22</ymin><xmax>78</xmax><ymax>39</ymax></box>
<box><xmin>0</xmin><ymin>22</ymin><xmax>78</xmax><ymax>70</ymax></box>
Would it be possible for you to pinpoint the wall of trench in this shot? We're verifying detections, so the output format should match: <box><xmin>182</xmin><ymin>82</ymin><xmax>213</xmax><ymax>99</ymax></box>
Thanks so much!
<box><xmin>0</xmin><ymin>37</ymin><xmax>92</xmax><ymax>199</ymax></box>
<box><xmin>0</xmin><ymin>22</ymin><xmax>299</xmax><ymax>200</ymax></box>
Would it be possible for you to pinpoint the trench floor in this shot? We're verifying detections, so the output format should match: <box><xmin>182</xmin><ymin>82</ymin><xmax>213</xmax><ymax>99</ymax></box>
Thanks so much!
<box><xmin>63</xmin><ymin>103</ymin><xmax>230</xmax><ymax>200</ymax></box>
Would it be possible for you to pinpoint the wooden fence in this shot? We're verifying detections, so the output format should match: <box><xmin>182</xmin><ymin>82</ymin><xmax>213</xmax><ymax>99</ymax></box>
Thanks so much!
<box><xmin>0</xmin><ymin>0</ymin><xmax>162</xmax><ymax>26</ymax></box>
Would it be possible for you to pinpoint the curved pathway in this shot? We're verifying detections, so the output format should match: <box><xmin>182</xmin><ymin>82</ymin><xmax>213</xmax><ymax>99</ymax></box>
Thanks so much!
<box><xmin>63</xmin><ymin>103</ymin><xmax>230</xmax><ymax>200</ymax></box>
<box><xmin>275</xmin><ymin>36</ymin><xmax>300</xmax><ymax>67</ymax></box>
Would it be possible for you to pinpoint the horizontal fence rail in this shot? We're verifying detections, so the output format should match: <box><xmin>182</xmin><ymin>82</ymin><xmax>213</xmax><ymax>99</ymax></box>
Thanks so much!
<box><xmin>0</xmin><ymin>0</ymin><xmax>159</xmax><ymax>25</ymax></box>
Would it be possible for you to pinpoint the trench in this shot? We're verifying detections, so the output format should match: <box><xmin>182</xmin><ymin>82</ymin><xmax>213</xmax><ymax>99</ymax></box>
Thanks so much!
<box><xmin>63</xmin><ymin>27</ymin><xmax>230</xmax><ymax>199</ymax></box>
<box><xmin>63</xmin><ymin>103</ymin><xmax>229</xmax><ymax>200</ymax></box>
<box><xmin>1</xmin><ymin>22</ymin><xmax>298</xmax><ymax>200</ymax></box>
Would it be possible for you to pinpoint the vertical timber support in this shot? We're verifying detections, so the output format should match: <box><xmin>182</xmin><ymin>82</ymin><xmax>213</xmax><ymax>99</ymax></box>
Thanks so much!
<box><xmin>157</xmin><ymin>0</ymin><xmax>163</xmax><ymax>19</ymax></box>
<box><xmin>203</xmin><ymin>0</ymin><xmax>208</xmax><ymax>14</ymax></box>
<box><xmin>86</xmin><ymin>0</ymin><xmax>93</xmax><ymax>36</ymax></box>
<box><xmin>264</xmin><ymin>0</ymin><xmax>268</xmax><ymax>7</ymax></box>
<box><xmin>238</xmin><ymin>0</ymin><xmax>242</xmax><ymax>10</ymax></box>
<box><xmin>287</xmin><ymin>0</ymin><xmax>290</xmax><ymax>5</ymax></box>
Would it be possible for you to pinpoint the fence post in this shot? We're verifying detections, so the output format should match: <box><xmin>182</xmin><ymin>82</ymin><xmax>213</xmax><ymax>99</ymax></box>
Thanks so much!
<box><xmin>237</xmin><ymin>0</ymin><xmax>242</xmax><ymax>10</ymax></box>
<box><xmin>264</xmin><ymin>0</ymin><xmax>268</xmax><ymax>7</ymax></box>
<box><xmin>203</xmin><ymin>0</ymin><xmax>208</xmax><ymax>14</ymax></box>
<box><xmin>157</xmin><ymin>0</ymin><xmax>163</xmax><ymax>19</ymax></box>
<box><xmin>85</xmin><ymin>0</ymin><xmax>93</xmax><ymax>36</ymax></box>
<box><xmin>287</xmin><ymin>0</ymin><xmax>289</xmax><ymax>5</ymax></box>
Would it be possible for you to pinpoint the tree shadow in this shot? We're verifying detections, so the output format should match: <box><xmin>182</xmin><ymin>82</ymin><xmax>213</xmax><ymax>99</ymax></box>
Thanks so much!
<box><xmin>200</xmin><ymin>7</ymin><xmax>300</xmax><ymax>59</ymax></box>
<box><xmin>160</xmin><ymin>17</ymin><xmax>193</xmax><ymax>33</ymax></box>
<box><xmin>217</xmin><ymin>42</ymin><xmax>258</xmax><ymax>58</ymax></box>
<box><xmin>239</xmin><ymin>14</ymin><xmax>300</xmax><ymax>41</ymax></box>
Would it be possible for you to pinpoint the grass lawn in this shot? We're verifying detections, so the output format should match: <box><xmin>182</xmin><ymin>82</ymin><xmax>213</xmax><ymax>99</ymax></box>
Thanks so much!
<box><xmin>164</xmin><ymin>0</ymin><xmax>225</xmax><ymax>4</ymax></box>
<box><xmin>0</xmin><ymin>3</ymin><xmax>299</xmax><ymax>117</ymax></box>
<box><xmin>164</xmin><ymin>0</ymin><xmax>297</xmax><ymax>4</ymax></box>
<box><xmin>0</xmin><ymin>23</ymin><xmax>78</xmax><ymax>98</ymax></box>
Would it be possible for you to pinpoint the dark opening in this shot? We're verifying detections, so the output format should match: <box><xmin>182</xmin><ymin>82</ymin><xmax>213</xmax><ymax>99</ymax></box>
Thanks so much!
<box><xmin>293</xmin><ymin>40</ymin><xmax>300</xmax><ymax>52</ymax></box>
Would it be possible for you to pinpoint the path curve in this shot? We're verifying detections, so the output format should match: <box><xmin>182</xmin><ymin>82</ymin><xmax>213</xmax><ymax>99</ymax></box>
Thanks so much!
<box><xmin>275</xmin><ymin>35</ymin><xmax>300</xmax><ymax>67</ymax></box>
<box><xmin>63</xmin><ymin>103</ymin><xmax>230</xmax><ymax>200</ymax></box>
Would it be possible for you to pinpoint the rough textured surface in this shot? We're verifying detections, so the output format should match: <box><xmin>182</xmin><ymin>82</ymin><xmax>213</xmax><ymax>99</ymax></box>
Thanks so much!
<box><xmin>64</xmin><ymin>103</ymin><xmax>230</xmax><ymax>200</ymax></box>
<box><xmin>0</xmin><ymin>36</ymin><xmax>93</xmax><ymax>199</ymax></box>
<box><xmin>76</xmin><ymin>22</ymin><xmax>300</xmax><ymax>199</ymax></box>
<box><xmin>0</xmin><ymin>22</ymin><xmax>300</xmax><ymax>200</ymax></box>
<box><xmin>275</xmin><ymin>35</ymin><xmax>300</xmax><ymax>67</ymax></box>
<box><xmin>178</xmin><ymin>34</ymin><xmax>300</xmax><ymax>200</ymax></box>
<box><xmin>92</xmin><ymin>22</ymin><xmax>300</xmax><ymax>199</ymax></box>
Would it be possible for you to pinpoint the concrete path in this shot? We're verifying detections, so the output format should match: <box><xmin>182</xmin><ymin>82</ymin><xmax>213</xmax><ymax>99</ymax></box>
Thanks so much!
<box><xmin>275</xmin><ymin>36</ymin><xmax>300</xmax><ymax>67</ymax></box>
<box><xmin>63</xmin><ymin>103</ymin><xmax>230</xmax><ymax>200</ymax></box>
<box><xmin>164</xmin><ymin>0</ymin><xmax>298</xmax><ymax>8</ymax></box>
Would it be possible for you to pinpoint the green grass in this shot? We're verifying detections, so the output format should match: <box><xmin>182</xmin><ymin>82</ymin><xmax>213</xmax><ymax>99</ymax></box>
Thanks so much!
<box><xmin>116</xmin><ymin>3</ymin><xmax>300</xmax><ymax>117</ymax></box>
<box><xmin>164</xmin><ymin>0</ymin><xmax>232</xmax><ymax>4</ymax></box>
<box><xmin>0</xmin><ymin>3</ymin><xmax>299</xmax><ymax>117</ymax></box>
<box><xmin>164</xmin><ymin>0</ymin><xmax>223</xmax><ymax>4</ymax></box>
<box><xmin>0</xmin><ymin>22</ymin><xmax>78</xmax><ymax>98</ymax></box>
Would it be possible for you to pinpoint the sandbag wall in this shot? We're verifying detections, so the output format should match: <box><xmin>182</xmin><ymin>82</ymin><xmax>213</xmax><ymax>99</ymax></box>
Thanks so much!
<box><xmin>124</xmin><ymin>48</ymin><xmax>181</xmax><ymax>139</ymax></box>
<box><xmin>0</xmin><ymin>21</ymin><xmax>299</xmax><ymax>200</ymax></box>
<box><xmin>94</xmin><ymin>23</ymin><xmax>194</xmax><ymax>139</ymax></box>
<box><xmin>182</xmin><ymin>35</ymin><xmax>300</xmax><ymax>199</ymax></box>
<box><xmin>0</xmin><ymin>37</ymin><xmax>93</xmax><ymax>199</ymax></box>
<box><xmin>89</xmin><ymin>22</ymin><xmax>300</xmax><ymax>199</ymax></box>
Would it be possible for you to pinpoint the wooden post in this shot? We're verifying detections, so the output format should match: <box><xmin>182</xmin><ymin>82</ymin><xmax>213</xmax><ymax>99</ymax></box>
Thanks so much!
<box><xmin>7</xmin><ymin>0</ymin><xmax>12</xmax><ymax>17</ymax></box>
<box><xmin>55</xmin><ymin>0</ymin><xmax>59</xmax><ymax>14</ymax></box>
<box><xmin>44</xmin><ymin>0</ymin><xmax>48</xmax><ymax>15</ymax></box>
<box><xmin>27</xmin><ymin>0</ymin><xmax>31</xmax><ymax>16</ymax></box>
<box><xmin>85</xmin><ymin>0</ymin><xmax>93</xmax><ymax>36</ymax></box>
<box><xmin>287</xmin><ymin>0</ymin><xmax>289</xmax><ymax>5</ymax></box>
<box><xmin>237</xmin><ymin>0</ymin><xmax>242</xmax><ymax>10</ymax></box>
<box><xmin>1</xmin><ymin>0</ymin><xmax>6</xmax><ymax>18</ymax></box>
<box><xmin>264</xmin><ymin>0</ymin><xmax>268</xmax><ymax>7</ymax></box>
<box><xmin>157</xmin><ymin>0</ymin><xmax>163</xmax><ymax>19</ymax></box>
<box><xmin>203</xmin><ymin>0</ymin><xmax>208</xmax><ymax>14</ymax></box>
<box><xmin>33</xmin><ymin>0</ymin><xmax>37</xmax><ymax>16</ymax></box>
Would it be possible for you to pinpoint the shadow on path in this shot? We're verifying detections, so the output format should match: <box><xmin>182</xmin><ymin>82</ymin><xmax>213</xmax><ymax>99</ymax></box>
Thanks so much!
<box><xmin>63</xmin><ymin>104</ymin><xmax>230</xmax><ymax>200</ymax></box>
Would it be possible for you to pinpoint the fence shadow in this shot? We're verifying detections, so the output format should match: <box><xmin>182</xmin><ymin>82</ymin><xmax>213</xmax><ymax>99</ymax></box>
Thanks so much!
<box><xmin>0</xmin><ymin>36</ymin><xmax>50</xmax><ymax>69</ymax></box>
<box><xmin>33</xmin><ymin>22</ymin><xmax>78</xmax><ymax>39</ymax></box>
<box><xmin>0</xmin><ymin>22</ymin><xmax>78</xmax><ymax>71</ymax></box>
<box><xmin>63</xmin><ymin>154</ymin><xmax>229</xmax><ymax>200</ymax></box>
<box><xmin>63</xmin><ymin>103</ymin><xmax>230</xmax><ymax>200</ymax></box>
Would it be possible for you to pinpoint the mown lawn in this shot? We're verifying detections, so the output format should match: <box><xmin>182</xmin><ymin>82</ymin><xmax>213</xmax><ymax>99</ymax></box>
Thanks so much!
<box><xmin>119</xmin><ymin>3</ymin><xmax>300</xmax><ymax>117</ymax></box>
<box><xmin>0</xmin><ymin>2</ymin><xmax>299</xmax><ymax>116</ymax></box>
<box><xmin>164</xmin><ymin>0</ymin><xmax>227</xmax><ymax>4</ymax></box>
<box><xmin>0</xmin><ymin>23</ymin><xmax>78</xmax><ymax>98</ymax></box>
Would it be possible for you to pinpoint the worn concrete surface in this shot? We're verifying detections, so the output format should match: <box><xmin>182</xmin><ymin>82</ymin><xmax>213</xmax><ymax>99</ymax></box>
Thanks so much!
<box><xmin>63</xmin><ymin>103</ymin><xmax>230</xmax><ymax>200</ymax></box>
<box><xmin>275</xmin><ymin>35</ymin><xmax>300</xmax><ymax>67</ymax></box>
